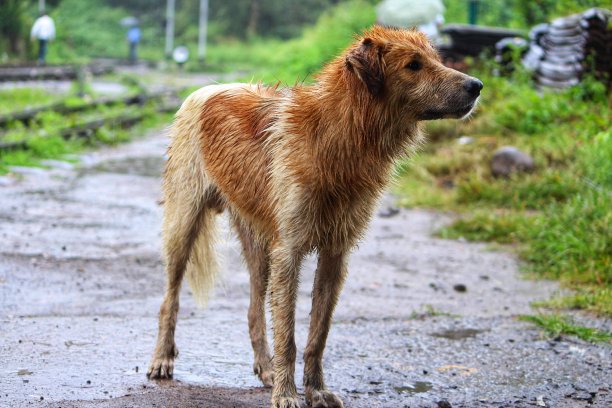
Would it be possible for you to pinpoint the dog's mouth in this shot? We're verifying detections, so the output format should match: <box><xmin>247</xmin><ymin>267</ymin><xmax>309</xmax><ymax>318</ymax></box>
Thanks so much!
<box><xmin>421</xmin><ymin>101</ymin><xmax>477</xmax><ymax>121</ymax></box>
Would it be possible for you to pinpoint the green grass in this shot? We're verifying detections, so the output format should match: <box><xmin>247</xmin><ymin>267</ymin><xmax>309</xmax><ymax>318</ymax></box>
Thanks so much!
<box><xmin>408</xmin><ymin>304</ymin><xmax>460</xmax><ymax>320</ymax></box>
<box><xmin>533</xmin><ymin>289</ymin><xmax>612</xmax><ymax>317</ymax></box>
<box><xmin>520</xmin><ymin>314</ymin><xmax>612</xmax><ymax>343</ymax></box>
<box><xmin>203</xmin><ymin>0</ymin><xmax>376</xmax><ymax>84</ymax></box>
<box><xmin>437</xmin><ymin>210</ymin><xmax>530</xmax><ymax>244</ymax></box>
<box><xmin>0</xmin><ymin>88</ymin><xmax>64</xmax><ymax>114</ymax></box>
<box><xmin>0</xmin><ymin>98</ymin><xmax>172</xmax><ymax>175</ymax></box>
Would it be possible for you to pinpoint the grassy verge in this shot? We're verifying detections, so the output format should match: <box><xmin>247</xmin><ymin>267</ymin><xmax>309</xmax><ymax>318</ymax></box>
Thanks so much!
<box><xmin>0</xmin><ymin>96</ymin><xmax>173</xmax><ymax>175</ymax></box>
<box><xmin>395</xmin><ymin>69</ymin><xmax>610</xmax><ymax>318</ymax></box>
<box><xmin>519</xmin><ymin>314</ymin><xmax>611</xmax><ymax>343</ymax></box>
<box><xmin>0</xmin><ymin>88</ymin><xmax>65</xmax><ymax>114</ymax></box>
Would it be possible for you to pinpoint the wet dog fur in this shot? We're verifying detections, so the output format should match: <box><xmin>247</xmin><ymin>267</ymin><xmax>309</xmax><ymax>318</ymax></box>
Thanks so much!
<box><xmin>147</xmin><ymin>26</ymin><xmax>482</xmax><ymax>408</ymax></box>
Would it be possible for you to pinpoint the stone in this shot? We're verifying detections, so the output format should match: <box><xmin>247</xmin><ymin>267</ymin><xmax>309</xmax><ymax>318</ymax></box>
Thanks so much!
<box><xmin>457</xmin><ymin>136</ymin><xmax>474</xmax><ymax>145</ymax></box>
<box><xmin>491</xmin><ymin>146</ymin><xmax>535</xmax><ymax>178</ymax></box>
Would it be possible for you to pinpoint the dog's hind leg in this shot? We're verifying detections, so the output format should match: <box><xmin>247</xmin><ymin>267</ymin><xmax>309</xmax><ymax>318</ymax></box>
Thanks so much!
<box><xmin>303</xmin><ymin>250</ymin><xmax>347</xmax><ymax>408</ymax></box>
<box><xmin>148</xmin><ymin>111</ymin><xmax>219</xmax><ymax>379</ymax></box>
<box><xmin>147</xmin><ymin>191</ymin><xmax>211</xmax><ymax>379</ymax></box>
<box><xmin>233</xmin><ymin>219</ymin><xmax>274</xmax><ymax>387</ymax></box>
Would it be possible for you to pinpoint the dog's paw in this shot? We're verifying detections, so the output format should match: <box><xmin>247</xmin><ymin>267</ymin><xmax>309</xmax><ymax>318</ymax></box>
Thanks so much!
<box><xmin>305</xmin><ymin>389</ymin><xmax>344</xmax><ymax>408</ymax></box>
<box><xmin>270</xmin><ymin>396</ymin><xmax>303</xmax><ymax>408</ymax></box>
<box><xmin>254</xmin><ymin>358</ymin><xmax>275</xmax><ymax>388</ymax></box>
<box><xmin>146</xmin><ymin>356</ymin><xmax>175</xmax><ymax>379</ymax></box>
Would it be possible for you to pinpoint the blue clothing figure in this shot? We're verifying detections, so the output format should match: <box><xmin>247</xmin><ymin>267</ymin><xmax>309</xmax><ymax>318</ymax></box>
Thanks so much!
<box><xmin>31</xmin><ymin>13</ymin><xmax>56</xmax><ymax>65</ymax></box>
<box><xmin>127</xmin><ymin>26</ymin><xmax>141</xmax><ymax>64</ymax></box>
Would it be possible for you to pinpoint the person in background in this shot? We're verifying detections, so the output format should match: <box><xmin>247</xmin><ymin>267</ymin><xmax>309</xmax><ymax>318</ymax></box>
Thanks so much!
<box><xmin>127</xmin><ymin>25</ymin><xmax>141</xmax><ymax>64</ymax></box>
<box><xmin>30</xmin><ymin>11</ymin><xmax>56</xmax><ymax>66</ymax></box>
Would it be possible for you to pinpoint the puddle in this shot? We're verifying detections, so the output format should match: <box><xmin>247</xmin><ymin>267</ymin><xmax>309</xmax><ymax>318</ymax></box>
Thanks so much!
<box><xmin>90</xmin><ymin>156</ymin><xmax>164</xmax><ymax>178</ymax></box>
<box><xmin>431</xmin><ymin>328</ymin><xmax>484</xmax><ymax>340</ymax></box>
<box><xmin>90</xmin><ymin>81</ymin><xmax>128</xmax><ymax>96</ymax></box>
<box><xmin>394</xmin><ymin>381</ymin><xmax>433</xmax><ymax>394</ymax></box>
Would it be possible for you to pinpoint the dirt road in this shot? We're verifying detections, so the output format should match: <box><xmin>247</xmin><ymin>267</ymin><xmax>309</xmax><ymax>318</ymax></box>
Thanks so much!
<box><xmin>1</xmin><ymin>129</ymin><xmax>610</xmax><ymax>408</ymax></box>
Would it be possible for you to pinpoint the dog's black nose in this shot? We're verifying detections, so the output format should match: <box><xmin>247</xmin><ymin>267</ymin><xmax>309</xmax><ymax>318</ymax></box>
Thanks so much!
<box><xmin>464</xmin><ymin>78</ymin><xmax>483</xmax><ymax>97</ymax></box>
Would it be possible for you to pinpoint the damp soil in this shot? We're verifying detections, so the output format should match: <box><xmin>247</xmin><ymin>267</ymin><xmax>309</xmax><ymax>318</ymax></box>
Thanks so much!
<box><xmin>0</xmin><ymin>130</ymin><xmax>610</xmax><ymax>408</ymax></box>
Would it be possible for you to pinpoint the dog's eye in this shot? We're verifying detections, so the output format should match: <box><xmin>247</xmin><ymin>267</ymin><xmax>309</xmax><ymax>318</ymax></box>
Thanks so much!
<box><xmin>406</xmin><ymin>61</ymin><xmax>422</xmax><ymax>71</ymax></box>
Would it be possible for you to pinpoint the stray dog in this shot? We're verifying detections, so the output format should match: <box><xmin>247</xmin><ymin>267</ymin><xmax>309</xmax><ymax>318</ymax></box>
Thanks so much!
<box><xmin>147</xmin><ymin>25</ymin><xmax>482</xmax><ymax>408</ymax></box>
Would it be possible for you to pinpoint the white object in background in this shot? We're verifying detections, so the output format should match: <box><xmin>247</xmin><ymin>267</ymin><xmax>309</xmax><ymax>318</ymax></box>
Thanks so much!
<box><xmin>31</xmin><ymin>15</ymin><xmax>55</xmax><ymax>40</ymax></box>
<box><xmin>173</xmin><ymin>46</ymin><xmax>189</xmax><ymax>65</ymax></box>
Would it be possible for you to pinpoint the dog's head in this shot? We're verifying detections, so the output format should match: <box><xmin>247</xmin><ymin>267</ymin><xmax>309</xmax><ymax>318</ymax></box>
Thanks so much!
<box><xmin>344</xmin><ymin>26</ymin><xmax>482</xmax><ymax>120</ymax></box>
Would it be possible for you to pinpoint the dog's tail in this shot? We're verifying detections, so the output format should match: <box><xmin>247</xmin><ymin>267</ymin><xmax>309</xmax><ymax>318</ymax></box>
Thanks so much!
<box><xmin>162</xmin><ymin>87</ymin><xmax>223</xmax><ymax>307</ymax></box>
<box><xmin>184</xmin><ymin>206</ymin><xmax>218</xmax><ymax>307</ymax></box>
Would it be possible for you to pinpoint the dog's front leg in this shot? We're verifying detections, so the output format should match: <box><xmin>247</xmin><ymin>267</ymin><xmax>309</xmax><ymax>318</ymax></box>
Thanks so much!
<box><xmin>269</xmin><ymin>244</ymin><xmax>304</xmax><ymax>408</ymax></box>
<box><xmin>303</xmin><ymin>250</ymin><xmax>347</xmax><ymax>408</ymax></box>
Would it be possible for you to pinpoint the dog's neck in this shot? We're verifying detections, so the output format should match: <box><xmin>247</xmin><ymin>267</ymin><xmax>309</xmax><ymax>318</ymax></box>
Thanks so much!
<box><xmin>283</xmin><ymin>61</ymin><xmax>421</xmax><ymax>192</ymax></box>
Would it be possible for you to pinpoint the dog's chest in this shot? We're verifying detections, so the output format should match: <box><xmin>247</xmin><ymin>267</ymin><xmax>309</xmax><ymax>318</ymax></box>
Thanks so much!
<box><xmin>295</xmin><ymin>186</ymin><xmax>379</xmax><ymax>252</ymax></box>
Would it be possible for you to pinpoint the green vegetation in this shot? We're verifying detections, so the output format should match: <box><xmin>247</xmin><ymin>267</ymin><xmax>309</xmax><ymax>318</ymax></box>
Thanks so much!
<box><xmin>0</xmin><ymin>106</ymin><xmax>172</xmax><ymax>174</ymax></box>
<box><xmin>0</xmin><ymin>78</ymin><xmax>172</xmax><ymax>174</ymax></box>
<box><xmin>520</xmin><ymin>314</ymin><xmax>612</xmax><ymax>343</ymax></box>
<box><xmin>0</xmin><ymin>88</ymin><xmax>63</xmax><ymax>113</ymax></box>
<box><xmin>4</xmin><ymin>0</ymin><xmax>609</xmax><ymax>64</ymax></box>
<box><xmin>443</xmin><ymin>0</ymin><xmax>608</xmax><ymax>28</ymax></box>
<box><xmin>532</xmin><ymin>290</ymin><xmax>612</xmax><ymax>317</ymax></box>
<box><xmin>208</xmin><ymin>0</ymin><xmax>376</xmax><ymax>83</ymax></box>
<box><xmin>409</xmin><ymin>304</ymin><xmax>459</xmax><ymax>319</ymax></box>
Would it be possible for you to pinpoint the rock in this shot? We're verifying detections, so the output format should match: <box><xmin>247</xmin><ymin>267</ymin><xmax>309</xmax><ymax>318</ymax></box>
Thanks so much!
<box><xmin>490</xmin><ymin>146</ymin><xmax>535</xmax><ymax>178</ymax></box>
<box><xmin>453</xmin><ymin>284</ymin><xmax>467</xmax><ymax>293</ymax></box>
<box><xmin>457</xmin><ymin>136</ymin><xmax>474</xmax><ymax>145</ymax></box>
<box><xmin>437</xmin><ymin>400</ymin><xmax>453</xmax><ymax>408</ymax></box>
<box><xmin>378</xmin><ymin>206</ymin><xmax>400</xmax><ymax>218</ymax></box>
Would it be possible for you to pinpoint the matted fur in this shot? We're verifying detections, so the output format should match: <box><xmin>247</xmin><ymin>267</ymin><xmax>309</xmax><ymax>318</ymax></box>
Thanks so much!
<box><xmin>148</xmin><ymin>26</ymin><xmax>482</xmax><ymax>408</ymax></box>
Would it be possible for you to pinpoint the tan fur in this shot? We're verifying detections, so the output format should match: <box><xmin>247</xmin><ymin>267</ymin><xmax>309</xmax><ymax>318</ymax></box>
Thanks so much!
<box><xmin>148</xmin><ymin>26</ymin><xmax>482</xmax><ymax>408</ymax></box>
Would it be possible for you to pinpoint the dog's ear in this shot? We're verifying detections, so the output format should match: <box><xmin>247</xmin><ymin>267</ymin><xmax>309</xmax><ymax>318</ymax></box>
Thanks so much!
<box><xmin>345</xmin><ymin>38</ymin><xmax>385</xmax><ymax>97</ymax></box>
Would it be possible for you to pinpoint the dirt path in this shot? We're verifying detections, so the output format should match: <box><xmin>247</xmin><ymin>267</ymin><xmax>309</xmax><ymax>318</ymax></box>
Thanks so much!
<box><xmin>0</xmin><ymin>129</ymin><xmax>610</xmax><ymax>408</ymax></box>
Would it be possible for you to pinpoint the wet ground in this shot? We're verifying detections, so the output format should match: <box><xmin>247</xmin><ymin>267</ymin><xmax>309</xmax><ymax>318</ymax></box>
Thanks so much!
<box><xmin>1</xmin><ymin>129</ymin><xmax>610</xmax><ymax>408</ymax></box>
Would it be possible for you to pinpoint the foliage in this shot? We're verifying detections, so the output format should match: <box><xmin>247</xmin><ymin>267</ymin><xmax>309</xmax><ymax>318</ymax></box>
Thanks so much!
<box><xmin>532</xmin><ymin>289</ymin><xmax>612</xmax><ymax>317</ymax></box>
<box><xmin>520</xmin><ymin>314</ymin><xmax>612</xmax><ymax>343</ymax></box>
<box><xmin>0</xmin><ymin>87</ymin><xmax>62</xmax><ymax>114</ymax></box>
<box><xmin>3</xmin><ymin>0</ymin><xmax>611</xmax><ymax>63</ymax></box>
<box><xmin>0</xmin><ymin>91</ymin><xmax>172</xmax><ymax>174</ymax></box>
<box><xmin>438</xmin><ymin>211</ymin><xmax>529</xmax><ymax>244</ymax></box>
<box><xmin>207</xmin><ymin>0</ymin><xmax>376</xmax><ymax>83</ymax></box>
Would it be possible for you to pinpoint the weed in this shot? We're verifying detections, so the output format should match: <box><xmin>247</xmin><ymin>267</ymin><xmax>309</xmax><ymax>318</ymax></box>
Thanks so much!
<box><xmin>520</xmin><ymin>314</ymin><xmax>611</xmax><ymax>343</ymax></box>
<box><xmin>532</xmin><ymin>289</ymin><xmax>612</xmax><ymax>317</ymax></box>
<box><xmin>409</xmin><ymin>305</ymin><xmax>459</xmax><ymax>320</ymax></box>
